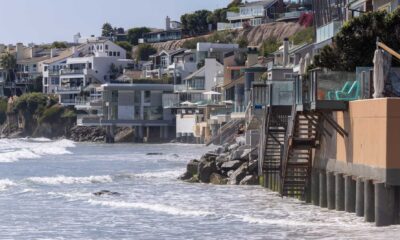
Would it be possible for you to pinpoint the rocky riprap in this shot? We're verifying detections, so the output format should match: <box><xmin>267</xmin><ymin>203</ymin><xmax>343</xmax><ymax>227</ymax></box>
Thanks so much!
<box><xmin>180</xmin><ymin>138</ymin><xmax>259</xmax><ymax>186</ymax></box>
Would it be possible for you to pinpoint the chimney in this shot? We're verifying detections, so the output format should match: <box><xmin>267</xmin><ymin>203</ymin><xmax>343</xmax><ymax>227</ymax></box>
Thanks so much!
<box><xmin>29</xmin><ymin>47</ymin><xmax>35</xmax><ymax>58</ymax></box>
<box><xmin>166</xmin><ymin>16</ymin><xmax>171</xmax><ymax>31</ymax></box>
<box><xmin>283</xmin><ymin>38</ymin><xmax>289</xmax><ymax>67</ymax></box>
<box><xmin>16</xmin><ymin>43</ymin><xmax>24</xmax><ymax>60</ymax></box>
<box><xmin>246</xmin><ymin>46</ymin><xmax>258</xmax><ymax>67</ymax></box>
<box><xmin>50</xmin><ymin>48</ymin><xmax>56</xmax><ymax>58</ymax></box>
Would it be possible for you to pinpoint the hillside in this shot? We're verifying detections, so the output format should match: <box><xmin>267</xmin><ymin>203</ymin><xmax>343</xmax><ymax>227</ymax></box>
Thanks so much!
<box><xmin>134</xmin><ymin>22</ymin><xmax>305</xmax><ymax>53</ymax></box>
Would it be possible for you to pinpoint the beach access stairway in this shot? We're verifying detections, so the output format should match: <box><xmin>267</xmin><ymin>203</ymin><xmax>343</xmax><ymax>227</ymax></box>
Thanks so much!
<box><xmin>206</xmin><ymin>119</ymin><xmax>244</xmax><ymax>146</ymax></box>
<box><xmin>258</xmin><ymin>107</ymin><xmax>290</xmax><ymax>189</ymax></box>
<box><xmin>281</xmin><ymin>108</ymin><xmax>321</xmax><ymax>199</ymax></box>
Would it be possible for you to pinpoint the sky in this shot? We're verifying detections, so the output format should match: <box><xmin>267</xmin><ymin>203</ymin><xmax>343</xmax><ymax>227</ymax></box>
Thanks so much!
<box><xmin>0</xmin><ymin>0</ymin><xmax>232</xmax><ymax>45</ymax></box>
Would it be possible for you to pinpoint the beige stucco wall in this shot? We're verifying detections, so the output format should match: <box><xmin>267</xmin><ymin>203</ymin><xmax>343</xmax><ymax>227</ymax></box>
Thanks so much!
<box><xmin>334</xmin><ymin>98</ymin><xmax>400</xmax><ymax>170</ymax></box>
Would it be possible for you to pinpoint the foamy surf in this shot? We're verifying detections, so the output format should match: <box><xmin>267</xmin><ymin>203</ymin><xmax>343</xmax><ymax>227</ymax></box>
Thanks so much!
<box><xmin>0</xmin><ymin>138</ymin><xmax>75</xmax><ymax>162</ymax></box>
<box><xmin>88</xmin><ymin>200</ymin><xmax>214</xmax><ymax>217</ymax></box>
<box><xmin>26</xmin><ymin>175</ymin><xmax>113</xmax><ymax>185</ymax></box>
<box><xmin>0</xmin><ymin>179</ymin><xmax>16</xmax><ymax>191</ymax></box>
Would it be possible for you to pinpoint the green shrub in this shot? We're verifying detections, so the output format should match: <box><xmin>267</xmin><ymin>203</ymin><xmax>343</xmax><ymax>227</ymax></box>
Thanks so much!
<box><xmin>39</xmin><ymin>105</ymin><xmax>64</xmax><ymax>123</ymax></box>
<box><xmin>0</xmin><ymin>98</ymin><xmax>7</xmax><ymax>125</ymax></box>
<box><xmin>289</xmin><ymin>27</ymin><xmax>314</xmax><ymax>45</ymax></box>
<box><xmin>260</xmin><ymin>38</ymin><xmax>281</xmax><ymax>57</ymax></box>
<box><xmin>13</xmin><ymin>92</ymin><xmax>48</xmax><ymax>115</ymax></box>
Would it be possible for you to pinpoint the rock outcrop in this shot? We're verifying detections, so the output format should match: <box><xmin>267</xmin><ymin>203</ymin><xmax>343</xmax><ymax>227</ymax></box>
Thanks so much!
<box><xmin>134</xmin><ymin>22</ymin><xmax>304</xmax><ymax>53</ymax></box>
<box><xmin>180</xmin><ymin>136</ymin><xmax>259</xmax><ymax>186</ymax></box>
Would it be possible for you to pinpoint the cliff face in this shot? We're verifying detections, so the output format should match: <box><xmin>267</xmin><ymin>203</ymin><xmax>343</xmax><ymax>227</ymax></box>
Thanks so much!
<box><xmin>135</xmin><ymin>22</ymin><xmax>304</xmax><ymax>52</ymax></box>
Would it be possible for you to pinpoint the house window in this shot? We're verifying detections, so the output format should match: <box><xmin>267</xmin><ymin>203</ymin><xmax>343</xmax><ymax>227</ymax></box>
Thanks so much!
<box><xmin>44</xmin><ymin>77</ymin><xmax>48</xmax><ymax>85</ymax></box>
<box><xmin>117</xmin><ymin>52</ymin><xmax>120</xmax><ymax>57</ymax></box>
<box><xmin>109</xmin><ymin>52</ymin><xmax>112</xmax><ymax>56</ymax></box>
<box><xmin>161</xmin><ymin>55</ymin><xmax>168</xmax><ymax>67</ymax></box>
<box><xmin>113</xmin><ymin>52</ymin><xmax>117</xmax><ymax>56</ymax></box>
<box><xmin>144</xmin><ymin>91</ymin><xmax>151</xmax><ymax>103</ymax></box>
<box><xmin>105</xmin><ymin>45</ymin><xmax>109</xmax><ymax>50</ymax></box>
<box><xmin>44</xmin><ymin>66</ymin><xmax>48</xmax><ymax>71</ymax></box>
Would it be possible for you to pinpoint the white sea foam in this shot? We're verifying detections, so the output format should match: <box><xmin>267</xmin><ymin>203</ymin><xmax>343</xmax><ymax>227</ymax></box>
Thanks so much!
<box><xmin>0</xmin><ymin>179</ymin><xmax>16</xmax><ymax>191</ymax></box>
<box><xmin>0</xmin><ymin>138</ymin><xmax>75</xmax><ymax>162</ymax></box>
<box><xmin>134</xmin><ymin>169</ymin><xmax>184</xmax><ymax>179</ymax></box>
<box><xmin>88</xmin><ymin>199</ymin><xmax>214</xmax><ymax>217</ymax></box>
<box><xmin>26</xmin><ymin>175</ymin><xmax>113</xmax><ymax>185</ymax></box>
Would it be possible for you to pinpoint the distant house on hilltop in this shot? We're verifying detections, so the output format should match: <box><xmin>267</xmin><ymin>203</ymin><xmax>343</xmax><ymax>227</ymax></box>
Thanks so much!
<box><xmin>217</xmin><ymin>0</ymin><xmax>285</xmax><ymax>31</ymax></box>
<box><xmin>140</xmin><ymin>16</ymin><xmax>182</xmax><ymax>44</ymax></box>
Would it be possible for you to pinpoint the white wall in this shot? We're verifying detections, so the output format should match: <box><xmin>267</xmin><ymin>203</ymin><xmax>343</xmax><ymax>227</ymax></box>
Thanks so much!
<box><xmin>204</xmin><ymin>58</ymin><xmax>224</xmax><ymax>91</ymax></box>
<box><xmin>176</xmin><ymin>115</ymin><xmax>196</xmax><ymax>134</ymax></box>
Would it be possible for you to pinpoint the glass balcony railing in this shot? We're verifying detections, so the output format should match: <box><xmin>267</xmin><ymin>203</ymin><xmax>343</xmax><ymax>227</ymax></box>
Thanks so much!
<box><xmin>316</xmin><ymin>21</ymin><xmax>343</xmax><ymax>43</ymax></box>
<box><xmin>308</xmin><ymin>69</ymin><xmax>371</xmax><ymax>102</ymax></box>
<box><xmin>60</xmin><ymin>69</ymin><xmax>84</xmax><ymax>75</ymax></box>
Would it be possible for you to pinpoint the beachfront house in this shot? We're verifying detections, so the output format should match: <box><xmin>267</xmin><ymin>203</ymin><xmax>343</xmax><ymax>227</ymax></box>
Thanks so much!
<box><xmin>45</xmin><ymin>39</ymin><xmax>131</xmax><ymax>106</ymax></box>
<box><xmin>217</xmin><ymin>0</ymin><xmax>285</xmax><ymax>31</ymax></box>
<box><xmin>78</xmin><ymin>83</ymin><xmax>175</xmax><ymax>143</ymax></box>
<box><xmin>141</xmin><ymin>16</ymin><xmax>182</xmax><ymax>43</ymax></box>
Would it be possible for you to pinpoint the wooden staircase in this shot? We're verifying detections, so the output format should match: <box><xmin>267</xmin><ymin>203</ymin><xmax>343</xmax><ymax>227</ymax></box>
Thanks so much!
<box><xmin>281</xmin><ymin>109</ymin><xmax>321</xmax><ymax>198</ymax></box>
<box><xmin>206</xmin><ymin>119</ymin><xmax>244</xmax><ymax>146</ymax></box>
<box><xmin>259</xmin><ymin>107</ymin><xmax>290</xmax><ymax>186</ymax></box>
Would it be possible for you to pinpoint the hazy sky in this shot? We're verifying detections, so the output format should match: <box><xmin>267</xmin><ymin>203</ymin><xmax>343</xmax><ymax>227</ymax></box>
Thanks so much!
<box><xmin>0</xmin><ymin>0</ymin><xmax>232</xmax><ymax>45</ymax></box>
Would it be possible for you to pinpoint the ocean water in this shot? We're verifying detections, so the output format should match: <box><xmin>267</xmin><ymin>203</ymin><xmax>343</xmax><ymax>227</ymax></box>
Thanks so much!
<box><xmin>0</xmin><ymin>138</ymin><xmax>399</xmax><ymax>240</ymax></box>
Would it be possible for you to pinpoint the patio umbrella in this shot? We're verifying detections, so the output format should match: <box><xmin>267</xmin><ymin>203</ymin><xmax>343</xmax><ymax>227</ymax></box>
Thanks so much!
<box><xmin>298</xmin><ymin>57</ymin><xmax>305</xmax><ymax>75</ymax></box>
<box><xmin>304</xmin><ymin>53</ymin><xmax>311</xmax><ymax>74</ymax></box>
<box><xmin>222</xmin><ymin>100</ymin><xmax>234</xmax><ymax>104</ymax></box>
<box><xmin>181</xmin><ymin>101</ymin><xmax>196</xmax><ymax>106</ymax></box>
<box><xmin>373</xmin><ymin>49</ymin><xmax>385</xmax><ymax>98</ymax></box>
<box><xmin>202</xmin><ymin>91</ymin><xmax>221</xmax><ymax>95</ymax></box>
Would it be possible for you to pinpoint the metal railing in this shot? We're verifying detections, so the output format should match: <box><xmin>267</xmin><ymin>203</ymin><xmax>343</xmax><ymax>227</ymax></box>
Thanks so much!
<box><xmin>60</xmin><ymin>69</ymin><xmax>84</xmax><ymax>75</ymax></box>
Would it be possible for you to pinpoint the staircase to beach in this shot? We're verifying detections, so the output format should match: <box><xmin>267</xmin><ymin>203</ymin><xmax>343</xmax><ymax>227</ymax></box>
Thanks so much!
<box><xmin>281</xmin><ymin>110</ymin><xmax>321</xmax><ymax>198</ymax></box>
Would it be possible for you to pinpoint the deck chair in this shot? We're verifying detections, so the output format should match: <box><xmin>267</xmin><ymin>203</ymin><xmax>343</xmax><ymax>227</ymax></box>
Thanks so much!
<box><xmin>335</xmin><ymin>81</ymin><xmax>360</xmax><ymax>101</ymax></box>
<box><xmin>327</xmin><ymin>81</ymin><xmax>352</xmax><ymax>100</ymax></box>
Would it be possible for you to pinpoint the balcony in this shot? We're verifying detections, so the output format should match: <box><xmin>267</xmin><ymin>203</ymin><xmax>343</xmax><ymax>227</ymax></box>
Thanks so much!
<box><xmin>217</xmin><ymin>18</ymin><xmax>264</xmax><ymax>31</ymax></box>
<box><xmin>227</xmin><ymin>9</ymin><xmax>264</xmax><ymax>21</ymax></box>
<box><xmin>60</xmin><ymin>69</ymin><xmax>85</xmax><ymax>75</ymax></box>
<box><xmin>55</xmin><ymin>86</ymin><xmax>83</xmax><ymax>94</ymax></box>
<box><xmin>316</xmin><ymin>21</ymin><xmax>343</xmax><ymax>44</ymax></box>
<box><xmin>277</xmin><ymin>11</ymin><xmax>306</xmax><ymax>21</ymax></box>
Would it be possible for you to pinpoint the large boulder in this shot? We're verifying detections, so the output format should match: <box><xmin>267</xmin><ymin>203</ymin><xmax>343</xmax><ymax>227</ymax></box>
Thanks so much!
<box><xmin>198</xmin><ymin>161</ymin><xmax>218</xmax><ymax>183</ymax></box>
<box><xmin>228</xmin><ymin>143</ymin><xmax>239</xmax><ymax>151</ymax></box>
<box><xmin>239</xmin><ymin>175</ymin><xmax>259</xmax><ymax>185</ymax></box>
<box><xmin>210</xmin><ymin>173</ymin><xmax>228</xmax><ymax>185</ymax></box>
<box><xmin>247</xmin><ymin>160</ymin><xmax>258</xmax><ymax>174</ymax></box>
<box><xmin>215</xmin><ymin>146</ymin><xmax>225</xmax><ymax>154</ymax></box>
<box><xmin>187</xmin><ymin>159</ymin><xmax>200</xmax><ymax>176</ymax></box>
<box><xmin>228</xmin><ymin>163</ymin><xmax>248</xmax><ymax>185</ymax></box>
<box><xmin>178</xmin><ymin>171</ymin><xmax>192</xmax><ymax>181</ymax></box>
<box><xmin>221</xmin><ymin>160</ymin><xmax>242</xmax><ymax>171</ymax></box>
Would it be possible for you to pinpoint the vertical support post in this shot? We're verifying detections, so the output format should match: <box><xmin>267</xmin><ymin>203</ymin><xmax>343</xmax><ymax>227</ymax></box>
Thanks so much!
<box><xmin>311</xmin><ymin>169</ymin><xmax>320</xmax><ymax>206</ymax></box>
<box><xmin>335</xmin><ymin>173</ymin><xmax>345</xmax><ymax>211</ymax></box>
<box><xmin>327</xmin><ymin>171</ymin><xmax>336</xmax><ymax>210</ymax></box>
<box><xmin>356</xmin><ymin>178</ymin><xmax>365</xmax><ymax>217</ymax></box>
<box><xmin>375</xmin><ymin>183</ymin><xmax>395</xmax><ymax>227</ymax></box>
<box><xmin>364</xmin><ymin>179</ymin><xmax>375</xmax><ymax>223</ymax></box>
<box><xmin>319</xmin><ymin>170</ymin><xmax>327</xmax><ymax>208</ymax></box>
<box><xmin>345</xmin><ymin>175</ymin><xmax>356</xmax><ymax>213</ymax></box>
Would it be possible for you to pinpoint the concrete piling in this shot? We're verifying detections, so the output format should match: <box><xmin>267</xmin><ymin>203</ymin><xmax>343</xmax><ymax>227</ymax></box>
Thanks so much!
<box><xmin>327</xmin><ymin>172</ymin><xmax>335</xmax><ymax>210</ymax></box>
<box><xmin>311</xmin><ymin>169</ymin><xmax>320</xmax><ymax>206</ymax></box>
<box><xmin>345</xmin><ymin>176</ymin><xmax>356</xmax><ymax>213</ymax></box>
<box><xmin>355</xmin><ymin>178</ymin><xmax>364</xmax><ymax>217</ymax></box>
<box><xmin>319</xmin><ymin>170</ymin><xmax>327</xmax><ymax>208</ymax></box>
<box><xmin>364</xmin><ymin>179</ymin><xmax>375</xmax><ymax>223</ymax></box>
<box><xmin>375</xmin><ymin>183</ymin><xmax>395</xmax><ymax>227</ymax></box>
<box><xmin>335</xmin><ymin>173</ymin><xmax>345</xmax><ymax>211</ymax></box>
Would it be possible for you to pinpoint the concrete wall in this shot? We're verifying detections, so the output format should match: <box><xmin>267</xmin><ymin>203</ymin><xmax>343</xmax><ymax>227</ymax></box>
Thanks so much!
<box><xmin>176</xmin><ymin>114</ymin><xmax>196</xmax><ymax>135</ymax></box>
<box><xmin>315</xmin><ymin>98</ymin><xmax>400</xmax><ymax>185</ymax></box>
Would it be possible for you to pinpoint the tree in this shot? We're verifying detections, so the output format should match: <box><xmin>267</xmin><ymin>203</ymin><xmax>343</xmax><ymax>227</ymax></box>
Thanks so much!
<box><xmin>181</xmin><ymin>10</ymin><xmax>212</xmax><ymax>36</ymax></box>
<box><xmin>313</xmin><ymin>10</ymin><xmax>396</xmax><ymax>71</ymax></box>
<box><xmin>127</xmin><ymin>27</ymin><xmax>151</xmax><ymax>46</ymax></box>
<box><xmin>227</xmin><ymin>0</ymin><xmax>242</xmax><ymax>9</ymax></box>
<box><xmin>102</xmin><ymin>22</ymin><xmax>114</xmax><ymax>37</ymax></box>
<box><xmin>51</xmin><ymin>41</ymin><xmax>68</xmax><ymax>49</ymax></box>
<box><xmin>116</xmin><ymin>41</ymin><xmax>133</xmax><ymax>59</ymax></box>
<box><xmin>0</xmin><ymin>53</ymin><xmax>17</xmax><ymax>89</ymax></box>
<box><xmin>135</xmin><ymin>44</ymin><xmax>157</xmax><ymax>61</ymax></box>
<box><xmin>260</xmin><ymin>38</ymin><xmax>281</xmax><ymax>57</ymax></box>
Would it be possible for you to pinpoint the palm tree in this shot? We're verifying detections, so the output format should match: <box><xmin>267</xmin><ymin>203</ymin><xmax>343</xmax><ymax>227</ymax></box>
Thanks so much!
<box><xmin>0</xmin><ymin>53</ymin><xmax>17</xmax><ymax>96</ymax></box>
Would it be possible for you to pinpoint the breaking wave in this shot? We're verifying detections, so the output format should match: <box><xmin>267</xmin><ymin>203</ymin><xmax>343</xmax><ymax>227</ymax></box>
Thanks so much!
<box><xmin>88</xmin><ymin>199</ymin><xmax>214</xmax><ymax>217</ymax></box>
<box><xmin>0</xmin><ymin>138</ymin><xmax>75</xmax><ymax>162</ymax></box>
<box><xmin>26</xmin><ymin>175</ymin><xmax>113</xmax><ymax>185</ymax></box>
<box><xmin>0</xmin><ymin>179</ymin><xmax>16</xmax><ymax>191</ymax></box>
